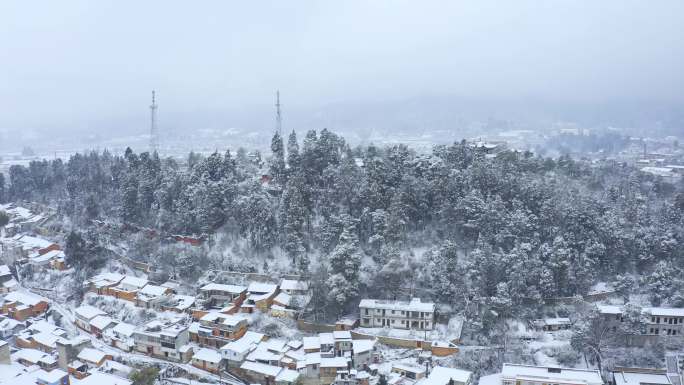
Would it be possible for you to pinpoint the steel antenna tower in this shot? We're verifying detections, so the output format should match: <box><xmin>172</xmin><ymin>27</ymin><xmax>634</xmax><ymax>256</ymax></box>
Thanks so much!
<box><xmin>275</xmin><ymin>90</ymin><xmax>282</xmax><ymax>136</ymax></box>
<box><xmin>149</xmin><ymin>90</ymin><xmax>158</xmax><ymax>153</ymax></box>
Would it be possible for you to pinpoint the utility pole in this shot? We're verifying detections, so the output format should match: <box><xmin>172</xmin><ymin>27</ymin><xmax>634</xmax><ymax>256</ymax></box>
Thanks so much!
<box><xmin>275</xmin><ymin>90</ymin><xmax>282</xmax><ymax>136</ymax></box>
<box><xmin>150</xmin><ymin>90</ymin><xmax>159</xmax><ymax>153</ymax></box>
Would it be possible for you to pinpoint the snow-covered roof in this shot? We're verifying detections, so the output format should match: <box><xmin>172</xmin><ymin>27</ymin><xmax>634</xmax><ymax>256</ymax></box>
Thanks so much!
<box><xmin>0</xmin><ymin>265</ymin><xmax>11</xmax><ymax>276</ymax></box>
<box><xmin>262</xmin><ymin>338</ymin><xmax>287</xmax><ymax>352</ymax></box>
<box><xmin>423</xmin><ymin>366</ymin><xmax>473</xmax><ymax>385</ymax></box>
<box><xmin>32</xmin><ymin>331</ymin><xmax>61</xmax><ymax>348</ymax></box>
<box><xmin>246</xmin><ymin>347</ymin><xmax>283</xmax><ymax>362</ymax></box>
<box><xmin>303</xmin><ymin>336</ymin><xmax>319</xmax><ymax>350</ymax></box>
<box><xmin>248</xmin><ymin>282</ymin><xmax>278</xmax><ymax>294</ymax></box>
<box><xmin>88</xmin><ymin>272</ymin><xmax>125</xmax><ymax>288</ymax></box>
<box><xmin>305</xmin><ymin>352</ymin><xmax>321</xmax><ymax>365</ymax></box>
<box><xmin>90</xmin><ymin>315</ymin><xmax>115</xmax><ymax>330</ymax></box>
<box><xmin>644</xmin><ymin>307</ymin><xmax>684</xmax><ymax>317</ymax></box>
<box><xmin>221</xmin><ymin>331</ymin><xmax>264</xmax><ymax>354</ymax></box>
<box><xmin>76</xmin><ymin>372</ymin><xmax>133</xmax><ymax>385</ymax></box>
<box><xmin>111</xmin><ymin>322</ymin><xmax>136</xmax><ymax>337</ymax></box>
<box><xmin>393</xmin><ymin>363</ymin><xmax>426</xmax><ymax>374</ymax></box>
<box><xmin>478</xmin><ymin>373</ymin><xmax>502</xmax><ymax>385</ymax></box>
<box><xmin>118</xmin><ymin>276</ymin><xmax>148</xmax><ymax>290</ymax></box>
<box><xmin>333</xmin><ymin>330</ymin><xmax>352</xmax><ymax>340</ymax></box>
<box><xmin>28</xmin><ymin>320</ymin><xmax>61</xmax><ymax>335</ymax></box>
<box><xmin>273</xmin><ymin>292</ymin><xmax>291</xmax><ymax>306</ymax></box>
<box><xmin>171</xmin><ymin>295</ymin><xmax>195</xmax><ymax>310</ymax></box>
<box><xmin>321</xmin><ymin>357</ymin><xmax>349</xmax><ymax>368</ymax></box>
<box><xmin>14</xmin><ymin>235</ymin><xmax>54</xmax><ymax>250</ymax></box>
<box><xmin>78</xmin><ymin>347</ymin><xmax>107</xmax><ymax>364</ymax></box>
<box><xmin>193</xmin><ymin>348</ymin><xmax>222</xmax><ymax>364</ymax></box>
<box><xmin>280</xmin><ymin>279</ymin><xmax>308</xmax><ymax>291</ymax></box>
<box><xmin>138</xmin><ymin>284</ymin><xmax>169</xmax><ymax>297</ymax></box>
<box><xmin>544</xmin><ymin>318</ymin><xmax>571</xmax><ymax>326</ymax></box>
<box><xmin>4</xmin><ymin>291</ymin><xmax>47</xmax><ymax>306</ymax></box>
<box><xmin>36</xmin><ymin>368</ymin><xmax>68</xmax><ymax>384</ymax></box>
<box><xmin>352</xmin><ymin>339</ymin><xmax>376</xmax><ymax>354</ymax></box>
<box><xmin>613</xmin><ymin>371</ymin><xmax>671</xmax><ymax>385</ymax></box>
<box><xmin>0</xmin><ymin>317</ymin><xmax>22</xmax><ymax>331</ymax></box>
<box><xmin>2</xmin><ymin>278</ymin><xmax>17</xmax><ymax>290</ymax></box>
<box><xmin>276</xmin><ymin>368</ymin><xmax>300</xmax><ymax>383</ymax></box>
<box><xmin>501</xmin><ymin>364</ymin><xmax>603</xmax><ymax>385</ymax></box>
<box><xmin>359</xmin><ymin>298</ymin><xmax>435</xmax><ymax>313</ymax></box>
<box><xmin>319</xmin><ymin>332</ymin><xmax>334</xmax><ymax>345</ymax></box>
<box><xmin>29</xmin><ymin>250</ymin><xmax>64</xmax><ymax>264</ymax></box>
<box><xmin>75</xmin><ymin>305</ymin><xmax>106</xmax><ymax>320</ymax></box>
<box><xmin>13</xmin><ymin>348</ymin><xmax>51</xmax><ymax>363</ymax></box>
<box><xmin>241</xmin><ymin>361</ymin><xmax>283</xmax><ymax>377</ymax></box>
<box><xmin>597</xmin><ymin>305</ymin><xmax>684</xmax><ymax>318</ymax></box>
<box><xmin>200</xmin><ymin>283</ymin><xmax>246</xmax><ymax>294</ymax></box>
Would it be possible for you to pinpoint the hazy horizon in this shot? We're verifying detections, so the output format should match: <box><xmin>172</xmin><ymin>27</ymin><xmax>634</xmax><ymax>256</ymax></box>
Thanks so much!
<box><xmin>1</xmin><ymin>0</ymin><xmax>683</xmax><ymax>149</ymax></box>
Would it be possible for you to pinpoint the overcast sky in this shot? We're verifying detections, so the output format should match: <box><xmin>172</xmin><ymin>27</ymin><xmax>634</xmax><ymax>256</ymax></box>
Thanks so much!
<box><xmin>1</xmin><ymin>0</ymin><xmax>683</xmax><ymax>138</ymax></box>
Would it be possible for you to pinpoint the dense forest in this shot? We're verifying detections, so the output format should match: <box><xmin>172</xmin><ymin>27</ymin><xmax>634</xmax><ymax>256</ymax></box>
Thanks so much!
<box><xmin>1</xmin><ymin>129</ymin><xmax>683</xmax><ymax>325</ymax></box>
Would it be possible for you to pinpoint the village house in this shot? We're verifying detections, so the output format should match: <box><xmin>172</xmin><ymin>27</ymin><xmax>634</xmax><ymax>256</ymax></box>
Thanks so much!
<box><xmin>103</xmin><ymin>321</ymin><xmax>136</xmax><ymax>351</ymax></box>
<box><xmin>421</xmin><ymin>366</ymin><xmax>473</xmax><ymax>385</ymax></box>
<box><xmin>192</xmin><ymin>347</ymin><xmax>223</xmax><ymax>373</ymax></box>
<box><xmin>199</xmin><ymin>283</ymin><xmax>247</xmax><ymax>309</ymax></box>
<box><xmin>133</xmin><ymin>322</ymin><xmax>190</xmax><ymax>362</ymax></box>
<box><xmin>336</xmin><ymin>318</ymin><xmax>360</xmax><ymax>331</ymax></box>
<box><xmin>611</xmin><ymin>368</ymin><xmax>672</xmax><ymax>385</ymax></box>
<box><xmin>271</xmin><ymin>291</ymin><xmax>298</xmax><ymax>318</ymax></box>
<box><xmin>359</xmin><ymin>298</ymin><xmax>435</xmax><ymax>331</ymax></box>
<box><xmin>0</xmin><ymin>264</ymin><xmax>17</xmax><ymax>294</ymax></box>
<box><xmin>74</xmin><ymin>305</ymin><xmax>106</xmax><ymax>331</ymax></box>
<box><xmin>160</xmin><ymin>294</ymin><xmax>196</xmax><ymax>313</ymax></box>
<box><xmin>220</xmin><ymin>330</ymin><xmax>265</xmax><ymax>367</ymax></box>
<box><xmin>135</xmin><ymin>284</ymin><xmax>173</xmax><ymax>309</ymax></box>
<box><xmin>74</xmin><ymin>371</ymin><xmax>133</xmax><ymax>385</ymax></box>
<box><xmin>28</xmin><ymin>249</ymin><xmax>65</xmax><ymax>269</ymax></box>
<box><xmin>321</xmin><ymin>356</ymin><xmax>351</xmax><ymax>380</ymax></box>
<box><xmin>351</xmin><ymin>339</ymin><xmax>378</xmax><ymax>370</ymax></box>
<box><xmin>0</xmin><ymin>315</ymin><xmax>24</xmax><ymax>338</ymax></box>
<box><xmin>532</xmin><ymin>318</ymin><xmax>572</xmax><ymax>332</ymax></box>
<box><xmin>479</xmin><ymin>364</ymin><xmax>604</xmax><ymax>385</ymax></box>
<box><xmin>85</xmin><ymin>272</ymin><xmax>124</xmax><ymax>295</ymax></box>
<box><xmin>35</xmin><ymin>368</ymin><xmax>70</xmax><ymax>385</ymax></box>
<box><xmin>598</xmin><ymin>305</ymin><xmax>684</xmax><ymax>341</ymax></box>
<box><xmin>10</xmin><ymin>234</ymin><xmax>60</xmax><ymax>259</ymax></box>
<box><xmin>89</xmin><ymin>314</ymin><xmax>116</xmax><ymax>338</ymax></box>
<box><xmin>192</xmin><ymin>312</ymin><xmax>249</xmax><ymax>348</ymax></box>
<box><xmin>244</xmin><ymin>282</ymin><xmax>279</xmax><ymax>312</ymax></box>
<box><xmin>77</xmin><ymin>347</ymin><xmax>111</xmax><ymax>368</ymax></box>
<box><xmin>239</xmin><ymin>360</ymin><xmax>300</xmax><ymax>385</ymax></box>
<box><xmin>332</xmin><ymin>369</ymin><xmax>371</xmax><ymax>385</ymax></box>
<box><xmin>1</xmin><ymin>291</ymin><xmax>50</xmax><ymax>321</ymax></box>
<box><xmin>392</xmin><ymin>363</ymin><xmax>427</xmax><ymax>380</ymax></box>
<box><xmin>279</xmin><ymin>279</ymin><xmax>309</xmax><ymax>295</ymax></box>
<box><xmin>13</xmin><ymin>348</ymin><xmax>58</xmax><ymax>370</ymax></box>
<box><xmin>108</xmin><ymin>275</ymin><xmax>148</xmax><ymax>302</ymax></box>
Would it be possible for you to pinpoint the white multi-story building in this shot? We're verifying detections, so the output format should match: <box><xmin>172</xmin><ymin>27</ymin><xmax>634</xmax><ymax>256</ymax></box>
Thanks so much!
<box><xmin>359</xmin><ymin>298</ymin><xmax>435</xmax><ymax>330</ymax></box>
<box><xmin>598</xmin><ymin>305</ymin><xmax>684</xmax><ymax>337</ymax></box>
<box><xmin>479</xmin><ymin>364</ymin><xmax>604</xmax><ymax>385</ymax></box>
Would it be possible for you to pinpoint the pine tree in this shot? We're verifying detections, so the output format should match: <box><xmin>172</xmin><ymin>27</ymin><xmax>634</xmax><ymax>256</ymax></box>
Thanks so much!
<box><xmin>326</xmin><ymin>215</ymin><xmax>362</xmax><ymax>314</ymax></box>
<box><xmin>270</xmin><ymin>132</ymin><xmax>286</xmax><ymax>183</ymax></box>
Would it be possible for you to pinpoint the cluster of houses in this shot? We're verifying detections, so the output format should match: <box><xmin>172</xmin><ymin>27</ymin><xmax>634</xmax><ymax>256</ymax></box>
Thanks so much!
<box><xmin>0</xmin><ymin>310</ymin><xmax>134</xmax><ymax>385</ymax></box>
<box><xmin>85</xmin><ymin>272</ymin><xmax>309</xmax><ymax>319</ymax></box>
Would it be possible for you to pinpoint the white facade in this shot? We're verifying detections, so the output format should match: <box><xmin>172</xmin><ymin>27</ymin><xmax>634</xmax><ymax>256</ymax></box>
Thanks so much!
<box><xmin>359</xmin><ymin>298</ymin><xmax>435</xmax><ymax>330</ymax></box>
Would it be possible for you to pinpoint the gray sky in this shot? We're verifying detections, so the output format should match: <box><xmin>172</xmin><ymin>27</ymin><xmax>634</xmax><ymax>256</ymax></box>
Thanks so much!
<box><xmin>1</xmin><ymin>0</ymin><xmax>683</xmax><ymax>140</ymax></box>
